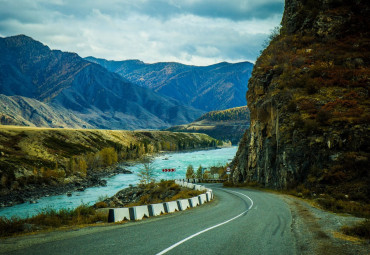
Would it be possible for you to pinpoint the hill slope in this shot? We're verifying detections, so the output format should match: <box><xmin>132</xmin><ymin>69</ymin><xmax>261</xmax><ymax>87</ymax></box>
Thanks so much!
<box><xmin>0</xmin><ymin>35</ymin><xmax>204</xmax><ymax>129</ymax></box>
<box><xmin>167</xmin><ymin>106</ymin><xmax>250</xmax><ymax>144</ymax></box>
<box><xmin>85</xmin><ymin>57</ymin><xmax>253</xmax><ymax>111</ymax></box>
<box><xmin>231</xmin><ymin>0</ymin><xmax>369</xmax><ymax>206</ymax></box>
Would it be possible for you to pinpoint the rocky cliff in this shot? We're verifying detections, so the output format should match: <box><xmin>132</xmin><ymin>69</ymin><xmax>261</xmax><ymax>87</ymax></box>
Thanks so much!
<box><xmin>232</xmin><ymin>0</ymin><xmax>369</xmax><ymax>202</ymax></box>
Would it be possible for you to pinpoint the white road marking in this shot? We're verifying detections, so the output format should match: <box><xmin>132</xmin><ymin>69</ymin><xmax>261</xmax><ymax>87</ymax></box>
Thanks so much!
<box><xmin>156</xmin><ymin>189</ymin><xmax>254</xmax><ymax>255</ymax></box>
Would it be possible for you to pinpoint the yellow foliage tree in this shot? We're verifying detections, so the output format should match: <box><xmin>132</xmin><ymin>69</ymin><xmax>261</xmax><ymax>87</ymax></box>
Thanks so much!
<box><xmin>99</xmin><ymin>147</ymin><xmax>118</xmax><ymax>167</ymax></box>
<box><xmin>78</xmin><ymin>158</ymin><xmax>87</xmax><ymax>177</ymax></box>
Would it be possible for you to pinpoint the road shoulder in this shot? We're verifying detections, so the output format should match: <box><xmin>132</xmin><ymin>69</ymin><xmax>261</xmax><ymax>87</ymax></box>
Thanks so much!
<box><xmin>280</xmin><ymin>195</ymin><xmax>369</xmax><ymax>255</ymax></box>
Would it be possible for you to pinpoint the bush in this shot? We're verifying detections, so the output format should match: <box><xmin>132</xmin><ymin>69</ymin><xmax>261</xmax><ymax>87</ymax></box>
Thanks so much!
<box><xmin>342</xmin><ymin>220</ymin><xmax>370</xmax><ymax>240</ymax></box>
<box><xmin>316</xmin><ymin>108</ymin><xmax>332</xmax><ymax>124</ymax></box>
<box><xmin>0</xmin><ymin>205</ymin><xmax>107</xmax><ymax>237</ymax></box>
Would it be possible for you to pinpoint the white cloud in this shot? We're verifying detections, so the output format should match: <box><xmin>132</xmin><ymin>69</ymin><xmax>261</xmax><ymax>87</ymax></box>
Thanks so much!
<box><xmin>0</xmin><ymin>0</ymin><xmax>284</xmax><ymax>65</ymax></box>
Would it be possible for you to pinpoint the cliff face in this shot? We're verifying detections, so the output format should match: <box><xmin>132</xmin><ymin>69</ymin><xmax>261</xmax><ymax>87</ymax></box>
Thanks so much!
<box><xmin>232</xmin><ymin>0</ymin><xmax>369</xmax><ymax>200</ymax></box>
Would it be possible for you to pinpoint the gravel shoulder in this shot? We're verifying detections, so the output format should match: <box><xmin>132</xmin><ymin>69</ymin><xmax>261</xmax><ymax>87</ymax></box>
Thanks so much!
<box><xmin>280</xmin><ymin>194</ymin><xmax>369</xmax><ymax>255</ymax></box>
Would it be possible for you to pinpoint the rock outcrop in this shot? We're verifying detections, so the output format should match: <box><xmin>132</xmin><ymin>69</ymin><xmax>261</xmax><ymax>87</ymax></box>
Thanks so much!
<box><xmin>232</xmin><ymin>0</ymin><xmax>369</xmax><ymax>201</ymax></box>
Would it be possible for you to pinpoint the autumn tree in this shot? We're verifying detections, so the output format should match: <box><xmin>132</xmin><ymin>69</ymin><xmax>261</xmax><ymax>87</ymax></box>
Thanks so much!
<box><xmin>137</xmin><ymin>158</ymin><xmax>156</xmax><ymax>185</ymax></box>
<box><xmin>196</xmin><ymin>165</ymin><xmax>203</xmax><ymax>179</ymax></box>
<box><xmin>186</xmin><ymin>165</ymin><xmax>195</xmax><ymax>178</ymax></box>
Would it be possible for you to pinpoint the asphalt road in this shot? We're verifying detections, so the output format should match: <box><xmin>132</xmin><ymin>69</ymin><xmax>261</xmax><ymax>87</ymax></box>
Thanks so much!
<box><xmin>3</xmin><ymin>184</ymin><xmax>296</xmax><ymax>255</ymax></box>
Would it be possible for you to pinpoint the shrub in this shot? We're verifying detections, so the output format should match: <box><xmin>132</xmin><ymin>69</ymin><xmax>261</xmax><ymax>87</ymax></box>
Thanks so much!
<box><xmin>95</xmin><ymin>201</ymin><xmax>108</xmax><ymax>208</ymax></box>
<box><xmin>287</xmin><ymin>101</ymin><xmax>297</xmax><ymax>112</ymax></box>
<box><xmin>316</xmin><ymin>108</ymin><xmax>332</xmax><ymax>124</ymax></box>
<box><xmin>342</xmin><ymin>220</ymin><xmax>370</xmax><ymax>240</ymax></box>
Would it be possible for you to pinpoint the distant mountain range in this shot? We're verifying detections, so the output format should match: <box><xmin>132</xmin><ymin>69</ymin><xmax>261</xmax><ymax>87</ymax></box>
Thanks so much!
<box><xmin>85</xmin><ymin>57</ymin><xmax>253</xmax><ymax>111</ymax></box>
<box><xmin>0</xmin><ymin>35</ymin><xmax>204</xmax><ymax>129</ymax></box>
<box><xmin>0</xmin><ymin>35</ymin><xmax>253</xmax><ymax>130</ymax></box>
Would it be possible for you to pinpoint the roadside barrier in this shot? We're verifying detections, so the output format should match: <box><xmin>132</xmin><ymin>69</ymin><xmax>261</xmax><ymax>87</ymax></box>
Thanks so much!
<box><xmin>148</xmin><ymin>203</ymin><xmax>166</xmax><ymax>217</ymax></box>
<box><xmin>108</xmin><ymin>208</ymin><xmax>130</xmax><ymax>222</ymax></box>
<box><xmin>177</xmin><ymin>199</ymin><xmax>191</xmax><ymax>211</ymax></box>
<box><xmin>108</xmin><ymin>181</ymin><xmax>213</xmax><ymax>222</ymax></box>
<box><xmin>188</xmin><ymin>196</ymin><xmax>200</xmax><ymax>207</ymax></box>
<box><xmin>198</xmin><ymin>193</ymin><xmax>208</xmax><ymax>204</ymax></box>
<box><xmin>163</xmin><ymin>201</ymin><xmax>179</xmax><ymax>213</ymax></box>
<box><xmin>129</xmin><ymin>205</ymin><xmax>150</xmax><ymax>220</ymax></box>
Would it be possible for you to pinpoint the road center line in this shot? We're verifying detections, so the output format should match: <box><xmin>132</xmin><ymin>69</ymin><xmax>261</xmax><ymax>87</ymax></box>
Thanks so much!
<box><xmin>156</xmin><ymin>189</ymin><xmax>254</xmax><ymax>255</ymax></box>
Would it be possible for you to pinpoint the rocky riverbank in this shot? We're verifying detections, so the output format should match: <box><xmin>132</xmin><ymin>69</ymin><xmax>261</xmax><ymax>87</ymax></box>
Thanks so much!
<box><xmin>0</xmin><ymin>165</ymin><xmax>133</xmax><ymax>208</ymax></box>
<box><xmin>94</xmin><ymin>180</ymin><xmax>204</xmax><ymax>208</ymax></box>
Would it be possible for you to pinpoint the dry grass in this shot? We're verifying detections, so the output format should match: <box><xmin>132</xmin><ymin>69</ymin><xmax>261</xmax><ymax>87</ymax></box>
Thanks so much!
<box><xmin>0</xmin><ymin>204</ymin><xmax>107</xmax><ymax>238</ymax></box>
<box><xmin>341</xmin><ymin>220</ymin><xmax>370</xmax><ymax>240</ymax></box>
<box><xmin>125</xmin><ymin>181</ymin><xmax>205</xmax><ymax>207</ymax></box>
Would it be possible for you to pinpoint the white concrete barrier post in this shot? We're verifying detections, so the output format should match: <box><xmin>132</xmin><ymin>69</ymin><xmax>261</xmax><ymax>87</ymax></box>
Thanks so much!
<box><xmin>148</xmin><ymin>203</ymin><xmax>166</xmax><ymax>216</ymax></box>
<box><xmin>176</xmin><ymin>199</ymin><xmax>191</xmax><ymax>211</ymax></box>
<box><xmin>198</xmin><ymin>193</ymin><xmax>208</xmax><ymax>204</ymax></box>
<box><xmin>188</xmin><ymin>197</ymin><xmax>200</xmax><ymax>208</ymax></box>
<box><xmin>129</xmin><ymin>205</ymin><xmax>150</xmax><ymax>220</ymax></box>
<box><xmin>163</xmin><ymin>201</ymin><xmax>179</xmax><ymax>213</ymax></box>
<box><xmin>108</xmin><ymin>208</ymin><xmax>130</xmax><ymax>222</ymax></box>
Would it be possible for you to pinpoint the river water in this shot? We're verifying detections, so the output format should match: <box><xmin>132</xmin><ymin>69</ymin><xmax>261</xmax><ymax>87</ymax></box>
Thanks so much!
<box><xmin>0</xmin><ymin>146</ymin><xmax>237</xmax><ymax>219</ymax></box>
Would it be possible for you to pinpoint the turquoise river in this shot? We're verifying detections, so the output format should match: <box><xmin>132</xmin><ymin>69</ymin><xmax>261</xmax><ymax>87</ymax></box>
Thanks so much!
<box><xmin>0</xmin><ymin>146</ymin><xmax>237</xmax><ymax>219</ymax></box>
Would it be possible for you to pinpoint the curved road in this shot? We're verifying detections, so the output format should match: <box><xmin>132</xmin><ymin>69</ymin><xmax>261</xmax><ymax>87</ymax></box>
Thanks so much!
<box><xmin>3</xmin><ymin>184</ymin><xmax>296</xmax><ymax>255</ymax></box>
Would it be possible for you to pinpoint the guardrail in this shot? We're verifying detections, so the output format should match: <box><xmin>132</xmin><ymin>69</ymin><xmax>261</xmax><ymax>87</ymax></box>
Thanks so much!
<box><xmin>179</xmin><ymin>178</ymin><xmax>227</xmax><ymax>183</ymax></box>
<box><xmin>108</xmin><ymin>181</ymin><xmax>213</xmax><ymax>222</ymax></box>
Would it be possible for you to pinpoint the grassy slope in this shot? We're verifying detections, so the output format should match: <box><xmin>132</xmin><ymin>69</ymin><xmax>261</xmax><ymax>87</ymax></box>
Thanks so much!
<box><xmin>0</xmin><ymin>125</ymin><xmax>220</xmax><ymax>192</ymax></box>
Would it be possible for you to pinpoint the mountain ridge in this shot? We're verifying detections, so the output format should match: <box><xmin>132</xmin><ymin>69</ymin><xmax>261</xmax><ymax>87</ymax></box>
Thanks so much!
<box><xmin>0</xmin><ymin>35</ymin><xmax>204</xmax><ymax>129</ymax></box>
<box><xmin>85</xmin><ymin>56</ymin><xmax>253</xmax><ymax>111</ymax></box>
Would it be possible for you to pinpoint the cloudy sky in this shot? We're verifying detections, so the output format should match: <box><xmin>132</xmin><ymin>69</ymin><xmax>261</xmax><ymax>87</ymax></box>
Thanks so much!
<box><xmin>0</xmin><ymin>0</ymin><xmax>284</xmax><ymax>65</ymax></box>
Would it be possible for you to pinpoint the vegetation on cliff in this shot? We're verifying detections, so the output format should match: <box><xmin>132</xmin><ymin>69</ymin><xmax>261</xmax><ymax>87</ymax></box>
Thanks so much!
<box><xmin>232</xmin><ymin>0</ymin><xmax>369</xmax><ymax>217</ymax></box>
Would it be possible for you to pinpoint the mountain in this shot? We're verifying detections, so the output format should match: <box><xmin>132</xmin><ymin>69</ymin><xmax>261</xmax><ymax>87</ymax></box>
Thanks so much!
<box><xmin>231</xmin><ymin>0</ymin><xmax>369</xmax><ymax>206</ymax></box>
<box><xmin>0</xmin><ymin>95</ymin><xmax>92</xmax><ymax>128</ymax></box>
<box><xmin>85</xmin><ymin>57</ymin><xmax>253</xmax><ymax>111</ymax></box>
<box><xmin>167</xmin><ymin>106</ymin><xmax>250</xmax><ymax>145</ymax></box>
<box><xmin>0</xmin><ymin>35</ymin><xmax>204</xmax><ymax>129</ymax></box>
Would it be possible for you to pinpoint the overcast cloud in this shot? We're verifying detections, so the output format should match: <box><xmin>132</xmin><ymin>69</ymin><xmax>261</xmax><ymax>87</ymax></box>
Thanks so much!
<box><xmin>0</xmin><ymin>0</ymin><xmax>284</xmax><ymax>65</ymax></box>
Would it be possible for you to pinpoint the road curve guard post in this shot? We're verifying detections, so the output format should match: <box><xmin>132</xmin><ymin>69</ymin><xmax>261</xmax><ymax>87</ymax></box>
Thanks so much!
<box><xmin>188</xmin><ymin>196</ymin><xmax>200</xmax><ymax>208</ymax></box>
<box><xmin>206</xmin><ymin>191</ymin><xmax>213</xmax><ymax>202</ymax></box>
<box><xmin>176</xmin><ymin>199</ymin><xmax>191</xmax><ymax>211</ymax></box>
<box><xmin>198</xmin><ymin>193</ymin><xmax>208</xmax><ymax>204</ymax></box>
<box><xmin>163</xmin><ymin>201</ymin><xmax>179</xmax><ymax>213</ymax></box>
<box><xmin>129</xmin><ymin>205</ymin><xmax>150</xmax><ymax>220</ymax></box>
<box><xmin>108</xmin><ymin>208</ymin><xmax>130</xmax><ymax>223</ymax></box>
<box><xmin>148</xmin><ymin>203</ymin><xmax>166</xmax><ymax>217</ymax></box>
<box><xmin>186</xmin><ymin>183</ymin><xmax>195</xmax><ymax>189</ymax></box>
